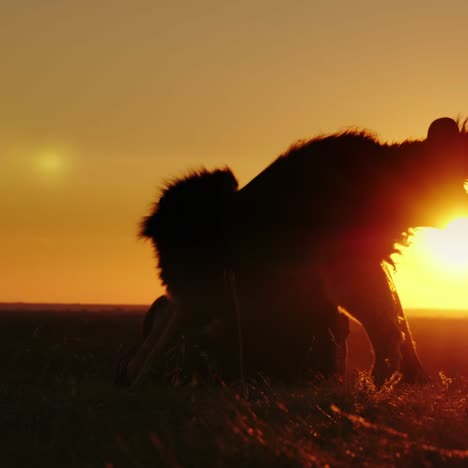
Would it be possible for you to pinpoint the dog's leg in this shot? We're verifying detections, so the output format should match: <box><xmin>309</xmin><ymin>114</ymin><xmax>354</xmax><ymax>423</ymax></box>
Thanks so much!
<box><xmin>322</xmin><ymin>262</ymin><xmax>423</xmax><ymax>385</ymax></box>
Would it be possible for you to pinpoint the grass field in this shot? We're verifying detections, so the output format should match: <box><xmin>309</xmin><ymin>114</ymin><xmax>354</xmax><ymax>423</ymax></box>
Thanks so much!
<box><xmin>0</xmin><ymin>305</ymin><xmax>467</xmax><ymax>467</ymax></box>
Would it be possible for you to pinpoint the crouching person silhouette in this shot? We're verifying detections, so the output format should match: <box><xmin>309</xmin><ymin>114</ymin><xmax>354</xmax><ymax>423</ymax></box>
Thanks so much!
<box><xmin>114</xmin><ymin>294</ymin><xmax>240</xmax><ymax>387</ymax></box>
<box><xmin>115</xmin><ymin>292</ymin><xmax>349</xmax><ymax>387</ymax></box>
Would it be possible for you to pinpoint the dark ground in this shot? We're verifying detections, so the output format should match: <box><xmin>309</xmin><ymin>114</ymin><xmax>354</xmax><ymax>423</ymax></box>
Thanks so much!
<box><xmin>0</xmin><ymin>305</ymin><xmax>467</xmax><ymax>467</ymax></box>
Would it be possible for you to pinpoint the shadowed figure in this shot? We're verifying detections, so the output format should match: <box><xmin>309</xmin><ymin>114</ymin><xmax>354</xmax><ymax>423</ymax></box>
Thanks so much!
<box><xmin>129</xmin><ymin>117</ymin><xmax>468</xmax><ymax>386</ymax></box>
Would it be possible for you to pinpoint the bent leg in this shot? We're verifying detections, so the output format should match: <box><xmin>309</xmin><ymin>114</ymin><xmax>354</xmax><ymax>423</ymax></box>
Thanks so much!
<box><xmin>322</xmin><ymin>261</ymin><xmax>425</xmax><ymax>384</ymax></box>
<box><xmin>281</xmin><ymin>268</ymin><xmax>350</xmax><ymax>380</ymax></box>
<box><xmin>302</xmin><ymin>300</ymin><xmax>349</xmax><ymax>380</ymax></box>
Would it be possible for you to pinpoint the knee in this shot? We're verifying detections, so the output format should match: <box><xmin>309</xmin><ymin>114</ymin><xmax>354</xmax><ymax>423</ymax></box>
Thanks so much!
<box><xmin>142</xmin><ymin>295</ymin><xmax>170</xmax><ymax>339</ymax></box>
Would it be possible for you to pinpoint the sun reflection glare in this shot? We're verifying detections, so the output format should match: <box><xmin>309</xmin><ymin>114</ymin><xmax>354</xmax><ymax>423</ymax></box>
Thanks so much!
<box><xmin>38</xmin><ymin>152</ymin><xmax>63</xmax><ymax>173</ymax></box>
<box><xmin>35</xmin><ymin>147</ymin><xmax>70</xmax><ymax>179</ymax></box>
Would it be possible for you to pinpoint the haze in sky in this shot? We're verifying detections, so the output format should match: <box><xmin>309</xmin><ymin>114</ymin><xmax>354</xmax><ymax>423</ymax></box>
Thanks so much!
<box><xmin>1</xmin><ymin>1</ymin><xmax>468</xmax><ymax>314</ymax></box>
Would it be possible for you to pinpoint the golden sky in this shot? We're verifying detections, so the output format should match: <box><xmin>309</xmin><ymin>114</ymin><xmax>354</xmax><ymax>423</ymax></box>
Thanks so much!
<box><xmin>1</xmin><ymin>2</ymin><xmax>468</xmax><ymax>313</ymax></box>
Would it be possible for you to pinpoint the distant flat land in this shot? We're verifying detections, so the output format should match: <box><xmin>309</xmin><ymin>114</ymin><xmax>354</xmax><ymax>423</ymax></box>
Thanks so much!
<box><xmin>0</xmin><ymin>304</ymin><xmax>466</xmax><ymax>381</ymax></box>
<box><xmin>347</xmin><ymin>315</ymin><xmax>468</xmax><ymax>378</ymax></box>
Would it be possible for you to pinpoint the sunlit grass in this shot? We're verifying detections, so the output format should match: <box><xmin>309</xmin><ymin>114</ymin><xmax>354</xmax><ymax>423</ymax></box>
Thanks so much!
<box><xmin>2</xmin><ymin>308</ymin><xmax>466</xmax><ymax>467</ymax></box>
<box><xmin>2</xmin><ymin>374</ymin><xmax>467</xmax><ymax>467</ymax></box>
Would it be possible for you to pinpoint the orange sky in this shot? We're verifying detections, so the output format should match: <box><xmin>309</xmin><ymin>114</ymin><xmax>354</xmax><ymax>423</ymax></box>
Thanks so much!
<box><xmin>1</xmin><ymin>2</ymin><xmax>468</xmax><ymax>313</ymax></box>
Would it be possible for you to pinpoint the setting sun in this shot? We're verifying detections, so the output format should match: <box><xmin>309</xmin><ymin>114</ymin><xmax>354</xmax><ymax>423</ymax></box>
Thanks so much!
<box><xmin>394</xmin><ymin>218</ymin><xmax>468</xmax><ymax>313</ymax></box>
<box><xmin>422</xmin><ymin>218</ymin><xmax>468</xmax><ymax>275</ymax></box>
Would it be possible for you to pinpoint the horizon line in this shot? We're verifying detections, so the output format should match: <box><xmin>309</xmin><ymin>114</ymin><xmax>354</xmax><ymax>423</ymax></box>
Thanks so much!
<box><xmin>1</xmin><ymin>301</ymin><xmax>468</xmax><ymax>314</ymax></box>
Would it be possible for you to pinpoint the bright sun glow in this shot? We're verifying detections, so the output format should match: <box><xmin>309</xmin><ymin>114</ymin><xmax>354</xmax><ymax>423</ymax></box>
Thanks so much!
<box><xmin>393</xmin><ymin>217</ymin><xmax>468</xmax><ymax>313</ymax></box>
<box><xmin>421</xmin><ymin>218</ymin><xmax>468</xmax><ymax>275</ymax></box>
